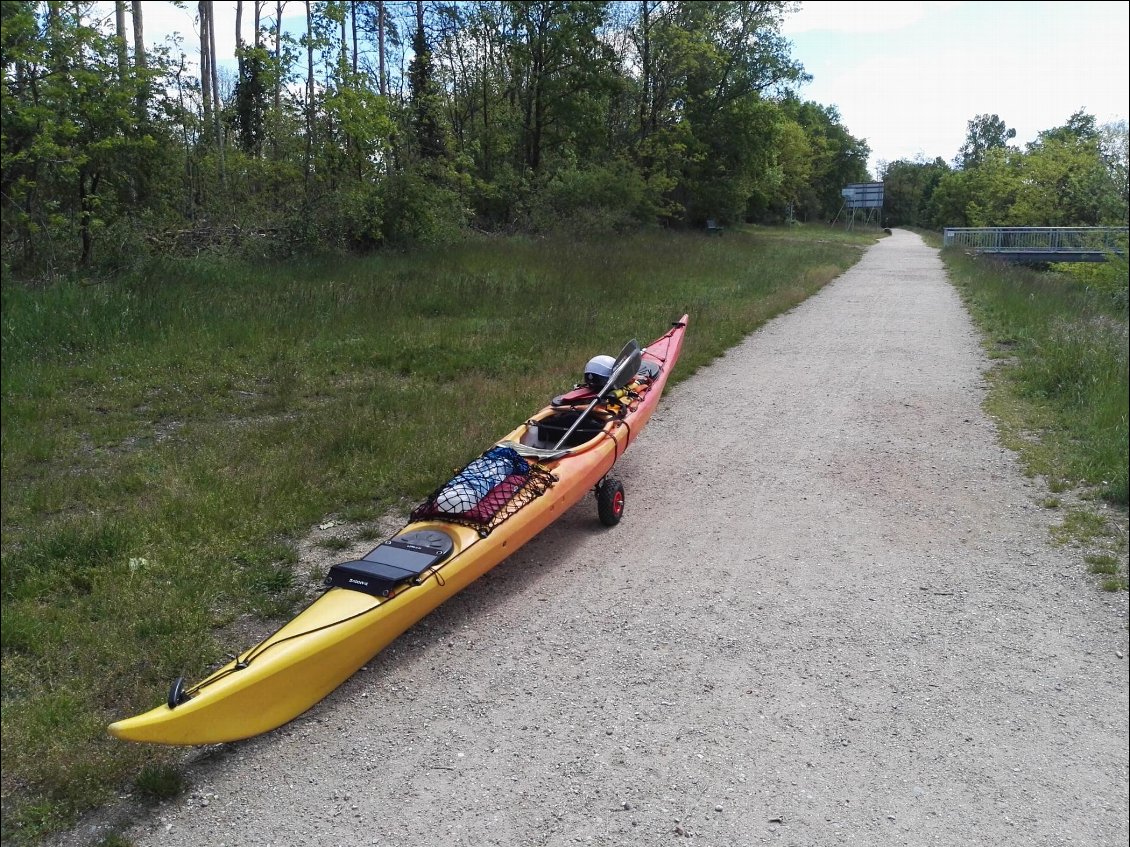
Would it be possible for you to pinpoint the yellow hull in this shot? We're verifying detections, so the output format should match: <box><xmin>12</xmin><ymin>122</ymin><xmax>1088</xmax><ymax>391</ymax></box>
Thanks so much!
<box><xmin>108</xmin><ymin>318</ymin><xmax>687</xmax><ymax>745</ymax></box>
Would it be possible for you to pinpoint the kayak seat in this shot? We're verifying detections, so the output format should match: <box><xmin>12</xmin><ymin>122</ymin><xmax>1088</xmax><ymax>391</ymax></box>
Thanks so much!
<box><xmin>521</xmin><ymin>410</ymin><xmax>608</xmax><ymax>450</ymax></box>
<box><xmin>552</xmin><ymin>386</ymin><xmax>597</xmax><ymax>408</ymax></box>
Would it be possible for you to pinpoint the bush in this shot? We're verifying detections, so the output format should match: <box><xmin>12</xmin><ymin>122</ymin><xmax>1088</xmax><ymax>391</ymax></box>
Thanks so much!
<box><xmin>376</xmin><ymin>166</ymin><xmax>468</xmax><ymax>247</ymax></box>
<box><xmin>1056</xmin><ymin>247</ymin><xmax>1129</xmax><ymax>312</ymax></box>
<box><xmin>338</xmin><ymin>183</ymin><xmax>385</xmax><ymax>251</ymax></box>
<box><xmin>527</xmin><ymin>161</ymin><xmax>661</xmax><ymax>237</ymax></box>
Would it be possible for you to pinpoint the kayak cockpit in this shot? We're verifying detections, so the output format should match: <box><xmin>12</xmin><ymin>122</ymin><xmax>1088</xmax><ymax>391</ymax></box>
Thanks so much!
<box><xmin>521</xmin><ymin>409</ymin><xmax>611</xmax><ymax>450</ymax></box>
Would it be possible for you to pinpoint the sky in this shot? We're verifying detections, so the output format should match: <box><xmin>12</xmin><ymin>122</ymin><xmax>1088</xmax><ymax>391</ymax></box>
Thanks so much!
<box><xmin>98</xmin><ymin>1</ymin><xmax>1129</xmax><ymax>178</ymax></box>
<box><xmin>782</xmin><ymin>1</ymin><xmax>1130</xmax><ymax>174</ymax></box>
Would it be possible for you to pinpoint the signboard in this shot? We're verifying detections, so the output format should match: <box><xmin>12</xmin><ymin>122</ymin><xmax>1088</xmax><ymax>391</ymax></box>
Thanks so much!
<box><xmin>841</xmin><ymin>182</ymin><xmax>884</xmax><ymax>209</ymax></box>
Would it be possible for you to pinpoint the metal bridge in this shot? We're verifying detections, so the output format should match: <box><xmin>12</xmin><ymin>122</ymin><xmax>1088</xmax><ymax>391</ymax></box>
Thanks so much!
<box><xmin>942</xmin><ymin>227</ymin><xmax>1128</xmax><ymax>263</ymax></box>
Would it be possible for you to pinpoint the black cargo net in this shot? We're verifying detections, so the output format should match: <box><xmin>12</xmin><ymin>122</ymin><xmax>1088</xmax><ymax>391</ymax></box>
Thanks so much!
<box><xmin>411</xmin><ymin>446</ymin><xmax>556</xmax><ymax>536</ymax></box>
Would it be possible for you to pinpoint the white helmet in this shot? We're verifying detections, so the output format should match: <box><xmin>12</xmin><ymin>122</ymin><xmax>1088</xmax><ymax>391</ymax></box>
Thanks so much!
<box><xmin>583</xmin><ymin>354</ymin><xmax>616</xmax><ymax>389</ymax></box>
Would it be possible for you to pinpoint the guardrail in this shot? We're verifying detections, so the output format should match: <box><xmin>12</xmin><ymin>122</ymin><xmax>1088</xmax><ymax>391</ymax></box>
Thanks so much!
<box><xmin>943</xmin><ymin>227</ymin><xmax>1128</xmax><ymax>262</ymax></box>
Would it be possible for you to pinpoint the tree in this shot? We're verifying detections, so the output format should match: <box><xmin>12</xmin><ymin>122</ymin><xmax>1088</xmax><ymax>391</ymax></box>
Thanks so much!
<box><xmin>375</xmin><ymin>0</ymin><xmax>387</xmax><ymax>96</ymax></box>
<box><xmin>631</xmin><ymin>1</ymin><xmax>811</xmax><ymax>224</ymax></box>
<box><xmin>303</xmin><ymin>0</ymin><xmax>315</xmax><ymax>185</ymax></box>
<box><xmin>233</xmin><ymin>0</ymin><xmax>268</xmax><ymax>153</ymax></box>
<box><xmin>114</xmin><ymin>1</ymin><xmax>127</xmax><ymax>78</ymax></box>
<box><xmin>929</xmin><ymin>147</ymin><xmax>1020</xmax><ymax>227</ymax></box>
<box><xmin>503</xmin><ymin>1</ymin><xmax>615</xmax><ymax>174</ymax></box>
<box><xmin>199</xmin><ymin>1</ymin><xmax>213</xmax><ymax>138</ymax></box>
<box><xmin>879</xmin><ymin>157</ymin><xmax>950</xmax><ymax>227</ymax></box>
<box><xmin>1098</xmin><ymin>120</ymin><xmax>1129</xmax><ymax>223</ymax></box>
<box><xmin>1013</xmin><ymin>112</ymin><xmax>1121</xmax><ymax>226</ymax></box>
<box><xmin>407</xmin><ymin>2</ymin><xmax>447</xmax><ymax>162</ymax></box>
<box><xmin>957</xmin><ymin>113</ymin><xmax>1015</xmax><ymax>169</ymax></box>
<box><xmin>131</xmin><ymin>0</ymin><xmax>147</xmax><ymax>121</ymax></box>
<box><xmin>1035</xmin><ymin>109</ymin><xmax>1099</xmax><ymax>146</ymax></box>
<box><xmin>778</xmin><ymin>96</ymin><xmax>870</xmax><ymax>221</ymax></box>
<box><xmin>1</xmin><ymin>0</ymin><xmax>171</xmax><ymax>270</ymax></box>
<box><xmin>2</xmin><ymin>0</ymin><xmax>885</xmax><ymax>274</ymax></box>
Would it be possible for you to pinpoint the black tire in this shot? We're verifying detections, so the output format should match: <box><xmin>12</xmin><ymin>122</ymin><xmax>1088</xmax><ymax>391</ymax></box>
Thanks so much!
<box><xmin>167</xmin><ymin>676</ymin><xmax>190</xmax><ymax>709</ymax></box>
<box><xmin>597</xmin><ymin>477</ymin><xmax>625</xmax><ymax>527</ymax></box>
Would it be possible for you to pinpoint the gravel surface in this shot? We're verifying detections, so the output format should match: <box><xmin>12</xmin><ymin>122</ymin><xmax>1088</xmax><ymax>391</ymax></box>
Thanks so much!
<box><xmin>82</xmin><ymin>230</ymin><xmax>1129</xmax><ymax>846</ymax></box>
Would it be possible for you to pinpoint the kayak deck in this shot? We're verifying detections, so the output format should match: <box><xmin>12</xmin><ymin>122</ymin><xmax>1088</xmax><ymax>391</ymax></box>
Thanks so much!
<box><xmin>108</xmin><ymin>316</ymin><xmax>688</xmax><ymax>745</ymax></box>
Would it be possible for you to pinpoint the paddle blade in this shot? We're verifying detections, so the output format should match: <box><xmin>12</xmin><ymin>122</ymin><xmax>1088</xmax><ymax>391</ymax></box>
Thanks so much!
<box><xmin>607</xmin><ymin>341</ymin><xmax>642</xmax><ymax>391</ymax></box>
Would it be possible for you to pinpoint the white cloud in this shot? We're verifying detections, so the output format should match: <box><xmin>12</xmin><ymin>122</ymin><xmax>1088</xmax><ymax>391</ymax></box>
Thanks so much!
<box><xmin>782</xmin><ymin>1</ymin><xmax>966</xmax><ymax>35</ymax></box>
<box><xmin>787</xmin><ymin>1</ymin><xmax>1130</xmax><ymax>172</ymax></box>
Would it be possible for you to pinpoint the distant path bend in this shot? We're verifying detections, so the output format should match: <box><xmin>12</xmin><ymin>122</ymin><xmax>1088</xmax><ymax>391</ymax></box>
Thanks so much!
<box><xmin>109</xmin><ymin>229</ymin><xmax>1128</xmax><ymax>847</ymax></box>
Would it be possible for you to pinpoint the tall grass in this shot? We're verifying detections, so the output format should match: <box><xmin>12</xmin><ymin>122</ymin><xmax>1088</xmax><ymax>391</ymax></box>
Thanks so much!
<box><xmin>940</xmin><ymin>248</ymin><xmax>1129</xmax><ymax>505</ymax></box>
<box><xmin>0</xmin><ymin>226</ymin><xmax>871</xmax><ymax>842</ymax></box>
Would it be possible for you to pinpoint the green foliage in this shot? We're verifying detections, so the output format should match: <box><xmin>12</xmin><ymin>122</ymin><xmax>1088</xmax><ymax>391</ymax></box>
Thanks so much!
<box><xmin>5</xmin><ymin>4</ymin><xmax>1128</xmax><ymax>278</ymax></box>
<box><xmin>880</xmin><ymin>157</ymin><xmax>950</xmax><ymax>227</ymax></box>
<box><xmin>881</xmin><ymin>108</ymin><xmax>1127</xmax><ymax>231</ymax></box>
<box><xmin>778</xmin><ymin>95</ymin><xmax>871</xmax><ymax>221</ymax></box>
<box><xmin>528</xmin><ymin>160</ymin><xmax>663</xmax><ymax>236</ymax></box>
<box><xmin>957</xmin><ymin>113</ymin><xmax>1016</xmax><ymax>169</ymax></box>
<box><xmin>1054</xmin><ymin>239</ymin><xmax>1130</xmax><ymax>311</ymax></box>
<box><xmin>233</xmin><ymin>46</ymin><xmax>269</xmax><ymax>154</ymax></box>
<box><xmin>930</xmin><ymin>147</ymin><xmax>1022</xmax><ymax>227</ymax></box>
<box><xmin>375</xmin><ymin>165</ymin><xmax>468</xmax><ymax>247</ymax></box>
<box><xmin>1</xmin><ymin>1</ymin><xmax>177</xmax><ymax>274</ymax></box>
<box><xmin>2</xmin><ymin>1</ymin><xmax>876</xmax><ymax>277</ymax></box>
<box><xmin>1010</xmin><ymin>128</ymin><xmax>1123</xmax><ymax>226</ymax></box>
<box><xmin>407</xmin><ymin>21</ymin><xmax>448</xmax><ymax>162</ymax></box>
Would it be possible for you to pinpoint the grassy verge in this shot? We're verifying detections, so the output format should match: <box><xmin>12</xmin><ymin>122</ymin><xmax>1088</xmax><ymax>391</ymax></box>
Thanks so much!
<box><xmin>936</xmin><ymin>237</ymin><xmax>1129</xmax><ymax>589</ymax></box>
<box><xmin>1</xmin><ymin>225</ymin><xmax>873</xmax><ymax>842</ymax></box>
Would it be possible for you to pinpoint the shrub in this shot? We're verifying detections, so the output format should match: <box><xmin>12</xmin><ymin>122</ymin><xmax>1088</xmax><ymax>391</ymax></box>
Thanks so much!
<box><xmin>527</xmin><ymin>161</ymin><xmax>661</xmax><ymax>237</ymax></box>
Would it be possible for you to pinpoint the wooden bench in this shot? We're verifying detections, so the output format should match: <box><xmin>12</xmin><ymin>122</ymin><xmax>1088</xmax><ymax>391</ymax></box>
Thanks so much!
<box><xmin>705</xmin><ymin>219</ymin><xmax>724</xmax><ymax>236</ymax></box>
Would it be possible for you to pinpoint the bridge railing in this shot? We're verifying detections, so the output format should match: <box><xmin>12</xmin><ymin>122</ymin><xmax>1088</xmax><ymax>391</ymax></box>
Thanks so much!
<box><xmin>943</xmin><ymin>227</ymin><xmax>1128</xmax><ymax>254</ymax></box>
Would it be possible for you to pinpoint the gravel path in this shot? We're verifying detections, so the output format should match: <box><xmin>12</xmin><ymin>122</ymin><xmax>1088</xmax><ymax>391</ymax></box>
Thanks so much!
<box><xmin>111</xmin><ymin>229</ymin><xmax>1128</xmax><ymax>846</ymax></box>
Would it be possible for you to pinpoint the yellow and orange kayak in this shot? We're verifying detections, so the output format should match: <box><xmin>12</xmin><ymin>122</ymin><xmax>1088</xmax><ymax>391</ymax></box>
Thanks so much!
<box><xmin>108</xmin><ymin>316</ymin><xmax>688</xmax><ymax>745</ymax></box>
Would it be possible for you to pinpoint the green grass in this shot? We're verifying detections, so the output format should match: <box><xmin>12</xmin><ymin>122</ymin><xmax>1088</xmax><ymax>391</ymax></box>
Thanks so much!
<box><xmin>940</xmin><ymin>248</ymin><xmax>1128</xmax><ymax>505</ymax></box>
<box><xmin>938</xmin><ymin>242</ymin><xmax>1129</xmax><ymax>591</ymax></box>
<box><xmin>0</xmin><ymin>225</ymin><xmax>872</xmax><ymax>842</ymax></box>
<box><xmin>133</xmin><ymin>764</ymin><xmax>184</xmax><ymax>801</ymax></box>
<box><xmin>1084</xmin><ymin>553</ymin><xmax>1119</xmax><ymax>575</ymax></box>
<box><xmin>1051</xmin><ymin>509</ymin><xmax>1116</xmax><ymax>546</ymax></box>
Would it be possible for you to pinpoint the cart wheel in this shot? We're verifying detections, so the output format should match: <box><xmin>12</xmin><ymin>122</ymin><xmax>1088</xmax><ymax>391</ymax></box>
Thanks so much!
<box><xmin>597</xmin><ymin>477</ymin><xmax>625</xmax><ymax>527</ymax></box>
<box><xmin>167</xmin><ymin>676</ymin><xmax>191</xmax><ymax>709</ymax></box>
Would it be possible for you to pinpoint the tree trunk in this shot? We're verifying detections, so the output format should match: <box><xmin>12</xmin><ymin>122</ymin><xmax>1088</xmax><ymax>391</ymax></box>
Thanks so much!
<box><xmin>378</xmin><ymin>0</ymin><xmax>386</xmax><ymax>96</ymax></box>
<box><xmin>235</xmin><ymin>0</ymin><xmax>247</xmax><ymax>154</ymax></box>
<box><xmin>639</xmin><ymin>0</ymin><xmax>650</xmax><ymax>138</ymax></box>
<box><xmin>208</xmin><ymin>1</ymin><xmax>221</xmax><ymax>135</ymax></box>
<box><xmin>131</xmin><ymin>0</ymin><xmax>147</xmax><ymax>120</ymax></box>
<box><xmin>341</xmin><ymin>9</ymin><xmax>347</xmax><ymax>73</ymax></box>
<box><xmin>207</xmin><ymin>0</ymin><xmax>225</xmax><ymax>180</ymax></box>
<box><xmin>304</xmin><ymin>0</ymin><xmax>314</xmax><ymax>189</ymax></box>
<box><xmin>200</xmin><ymin>1</ymin><xmax>212</xmax><ymax>138</ymax></box>
<box><xmin>236</xmin><ymin>0</ymin><xmax>244</xmax><ymax>82</ymax></box>
<box><xmin>274</xmin><ymin>0</ymin><xmax>283</xmax><ymax>111</ymax></box>
<box><xmin>351</xmin><ymin>1</ymin><xmax>358</xmax><ymax>75</ymax></box>
<box><xmin>78</xmin><ymin>169</ymin><xmax>100</xmax><ymax>267</ymax></box>
<box><xmin>114</xmin><ymin>1</ymin><xmax>128</xmax><ymax>80</ymax></box>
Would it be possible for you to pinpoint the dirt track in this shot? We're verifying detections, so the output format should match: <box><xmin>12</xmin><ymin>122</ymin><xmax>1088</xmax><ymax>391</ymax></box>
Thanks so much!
<box><xmin>89</xmin><ymin>230</ymin><xmax>1128</xmax><ymax>846</ymax></box>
